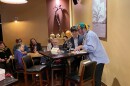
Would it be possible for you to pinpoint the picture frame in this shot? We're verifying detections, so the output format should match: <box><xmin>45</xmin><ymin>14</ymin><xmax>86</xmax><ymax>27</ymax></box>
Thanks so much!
<box><xmin>92</xmin><ymin>0</ymin><xmax>107</xmax><ymax>38</ymax></box>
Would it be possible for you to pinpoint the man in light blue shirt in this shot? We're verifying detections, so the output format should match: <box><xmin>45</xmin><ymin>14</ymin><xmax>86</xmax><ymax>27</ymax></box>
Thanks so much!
<box><xmin>75</xmin><ymin>22</ymin><xmax>109</xmax><ymax>86</ymax></box>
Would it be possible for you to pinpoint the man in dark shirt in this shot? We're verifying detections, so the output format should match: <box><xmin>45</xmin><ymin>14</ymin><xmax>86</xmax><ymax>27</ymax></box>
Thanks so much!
<box><xmin>69</xmin><ymin>26</ymin><xmax>83</xmax><ymax>74</ymax></box>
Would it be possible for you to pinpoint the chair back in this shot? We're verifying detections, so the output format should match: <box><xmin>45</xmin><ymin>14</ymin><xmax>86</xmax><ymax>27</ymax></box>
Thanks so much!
<box><xmin>13</xmin><ymin>58</ymin><xmax>23</xmax><ymax>71</ymax></box>
<box><xmin>22</xmin><ymin>55</ymin><xmax>34</xmax><ymax>70</ymax></box>
<box><xmin>80</xmin><ymin>61</ymin><xmax>97</xmax><ymax>81</ymax></box>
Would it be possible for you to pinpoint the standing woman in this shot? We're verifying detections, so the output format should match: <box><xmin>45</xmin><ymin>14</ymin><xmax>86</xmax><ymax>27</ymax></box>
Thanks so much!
<box><xmin>0</xmin><ymin>41</ymin><xmax>12</xmax><ymax>73</ymax></box>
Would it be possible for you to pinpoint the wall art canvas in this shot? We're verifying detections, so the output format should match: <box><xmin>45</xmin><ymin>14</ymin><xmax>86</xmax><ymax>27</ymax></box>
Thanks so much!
<box><xmin>92</xmin><ymin>0</ymin><xmax>107</xmax><ymax>38</ymax></box>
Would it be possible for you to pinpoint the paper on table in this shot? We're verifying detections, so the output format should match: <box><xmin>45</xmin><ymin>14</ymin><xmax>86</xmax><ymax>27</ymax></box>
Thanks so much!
<box><xmin>71</xmin><ymin>50</ymin><xmax>87</xmax><ymax>54</ymax></box>
<box><xmin>51</xmin><ymin>48</ymin><xmax>59</xmax><ymax>54</ymax></box>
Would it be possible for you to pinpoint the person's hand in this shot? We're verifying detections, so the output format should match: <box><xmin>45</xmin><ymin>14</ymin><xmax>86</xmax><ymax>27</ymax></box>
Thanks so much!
<box><xmin>0</xmin><ymin>58</ymin><xmax>5</xmax><ymax>62</ymax></box>
<box><xmin>22</xmin><ymin>51</ymin><xmax>27</xmax><ymax>55</ymax></box>
<box><xmin>74</xmin><ymin>45</ymin><xmax>83</xmax><ymax>51</ymax></box>
<box><xmin>0</xmin><ymin>58</ymin><xmax>2</xmax><ymax>62</ymax></box>
<box><xmin>6</xmin><ymin>58</ymin><xmax>10</xmax><ymax>63</ymax></box>
<box><xmin>33</xmin><ymin>50</ymin><xmax>38</xmax><ymax>53</ymax></box>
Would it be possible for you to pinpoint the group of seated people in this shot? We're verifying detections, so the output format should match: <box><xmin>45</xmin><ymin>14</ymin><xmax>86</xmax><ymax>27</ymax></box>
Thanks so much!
<box><xmin>0</xmin><ymin>38</ymin><xmax>45</xmax><ymax>74</ymax></box>
<box><xmin>0</xmin><ymin>26</ymin><xmax>84</xmax><ymax>77</ymax></box>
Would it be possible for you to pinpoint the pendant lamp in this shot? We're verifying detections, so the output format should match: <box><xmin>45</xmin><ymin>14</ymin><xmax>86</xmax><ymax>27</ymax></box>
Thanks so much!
<box><xmin>0</xmin><ymin>0</ymin><xmax>28</xmax><ymax>4</ymax></box>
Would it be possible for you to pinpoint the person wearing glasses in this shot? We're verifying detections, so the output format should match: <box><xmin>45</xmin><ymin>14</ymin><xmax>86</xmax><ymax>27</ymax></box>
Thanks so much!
<box><xmin>74</xmin><ymin>22</ymin><xmax>109</xmax><ymax>86</ymax></box>
<box><xmin>13</xmin><ymin>38</ymin><xmax>29</xmax><ymax>54</ymax></box>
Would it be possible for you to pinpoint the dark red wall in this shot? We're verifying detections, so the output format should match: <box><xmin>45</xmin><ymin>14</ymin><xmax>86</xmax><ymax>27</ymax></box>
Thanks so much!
<box><xmin>46</xmin><ymin>0</ymin><xmax>70</xmax><ymax>35</ymax></box>
<box><xmin>0</xmin><ymin>15</ymin><xmax>3</xmax><ymax>41</ymax></box>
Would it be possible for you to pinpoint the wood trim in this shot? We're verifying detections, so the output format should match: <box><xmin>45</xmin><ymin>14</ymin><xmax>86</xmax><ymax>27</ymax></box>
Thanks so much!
<box><xmin>102</xmin><ymin>82</ymin><xmax>107</xmax><ymax>86</ymax></box>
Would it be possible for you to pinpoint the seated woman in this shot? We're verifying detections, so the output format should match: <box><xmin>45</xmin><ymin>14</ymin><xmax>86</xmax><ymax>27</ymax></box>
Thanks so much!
<box><xmin>0</xmin><ymin>41</ymin><xmax>13</xmax><ymax>73</ymax></box>
<box><xmin>13</xmin><ymin>38</ymin><xmax>29</xmax><ymax>54</ymax></box>
<box><xmin>30</xmin><ymin>38</ymin><xmax>47</xmax><ymax>65</ymax></box>
<box><xmin>47</xmin><ymin>37</ymin><xmax>53</xmax><ymax>51</ymax></box>
<box><xmin>47</xmin><ymin>38</ymin><xmax>63</xmax><ymax>51</ymax></box>
<box><xmin>30</xmin><ymin>38</ymin><xmax>42</xmax><ymax>53</ymax></box>
<box><xmin>48</xmin><ymin>38</ymin><xmax>65</xmax><ymax>63</ymax></box>
<box><xmin>14</xmin><ymin>43</ymin><xmax>26</xmax><ymax>70</ymax></box>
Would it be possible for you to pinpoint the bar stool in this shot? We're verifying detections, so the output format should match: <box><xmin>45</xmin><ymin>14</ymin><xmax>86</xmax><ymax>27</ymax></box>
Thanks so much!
<box><xmin>51</xmin><ymin>59</ymin><xmax>67</xmax><ymax>86</ymax></box>
<box><xmin>22</xmin><ymin>55</ymin><xmax>49</xmax><ymax>86</ymax></box>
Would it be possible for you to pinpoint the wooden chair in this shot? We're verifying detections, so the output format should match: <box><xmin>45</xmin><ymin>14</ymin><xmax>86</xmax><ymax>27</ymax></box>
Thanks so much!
<box><xmin>11</xmin><ymin>58</ymin><xmax>24</xmax><ymax>79</ymax></box>
<box><xmin>22</xmin><ymin>55</ymin><xmax>49</xmax><ymax>86</ymax></box>
<box><xmin>65</xmin><ymin>61</ymin><xmax>97</xmax><ymax>86</ymax></box>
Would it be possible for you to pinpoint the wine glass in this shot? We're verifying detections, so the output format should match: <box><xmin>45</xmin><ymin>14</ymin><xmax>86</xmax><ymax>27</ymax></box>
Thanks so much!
<box><xmin>68</xmin><ymin>42</ymin><xmax>72</xmax><ymax>51</ymax></box>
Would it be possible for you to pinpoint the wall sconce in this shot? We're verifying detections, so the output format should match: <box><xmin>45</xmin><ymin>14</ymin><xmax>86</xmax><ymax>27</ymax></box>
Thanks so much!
<box><xmin>56</xmin><ymin>0</ymin><xmax>60</xmax><ymax>6</ymax></box>
<box><xmin>0</xmin><ymin>0</ymin><xmax>28</xmax><ymax>4</ymax></box>
<box><xmin>55</xmin><ymin>0</ymin><xmax>62</xmax><ymax>10</ymax></box>
<box><xmin>14</xmin><ymin>17</ymin><xmax>18</xmax><ymax>23</ymax></box>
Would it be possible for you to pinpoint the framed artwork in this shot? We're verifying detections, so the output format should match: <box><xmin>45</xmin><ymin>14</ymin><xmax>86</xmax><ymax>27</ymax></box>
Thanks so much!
<box><xmin>92</xmin><ymin>0</ymin><xmax>107</xmax><ymax>38</ymax></box>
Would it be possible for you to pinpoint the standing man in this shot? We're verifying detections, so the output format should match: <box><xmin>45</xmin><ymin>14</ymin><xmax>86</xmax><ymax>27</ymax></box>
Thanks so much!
<box><xmin>75</xmin><ymin>23</ymin><xmax>109</xmax><ymax>86</ymax></box>
<box><xmin>69</xmin><ymin>26</ymin><xmax>84</xmax><ymax>74</ymax></box>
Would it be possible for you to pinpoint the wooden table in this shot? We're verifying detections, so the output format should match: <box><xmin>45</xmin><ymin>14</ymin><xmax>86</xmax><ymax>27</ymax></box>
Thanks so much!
<box><xmin>27</xmin><ymin>52</ymin><xmax>43</xmax><ymax>58</ymax></box>
<box><xmin>0</xmin><ymin>77</ymin><xmax>18</xmax><ymax>86</ymax></box>
<box><xmin>39</xmin><ymin>50</ymin><xmax>87</xmax><ymax>60</ymax></box>
<box><xmin>39</xmin><ymin>50</ymin><xmax>87</xmax><ymax>86</ymax></box>
<box><xmin>39</xmin><ymin>50</ymin><xmax>87</xmax><ymax>72</ymax></box>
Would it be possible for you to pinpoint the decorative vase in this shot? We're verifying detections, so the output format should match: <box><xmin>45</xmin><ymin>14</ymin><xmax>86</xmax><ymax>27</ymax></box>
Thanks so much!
<box><xmin>50</xmin><ymin>33</ymin><xmax>55</xmax><ymax>38</ymax></box>
<box><xmin>56</xmin><ymin>33</ymin><xmax>60</xmax><ymax>38</ymax></box>
<box><xmin>61</xmin><ymin>31</ymin><xmax>65</xmax><ymax>38</ymax></box>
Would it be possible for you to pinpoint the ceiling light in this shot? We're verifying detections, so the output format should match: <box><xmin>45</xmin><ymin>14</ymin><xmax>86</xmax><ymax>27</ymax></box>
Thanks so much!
<box><xmin>0</xmin><ymin>0</ymin><xmax>28</xmax><ymax>4</ymax></box>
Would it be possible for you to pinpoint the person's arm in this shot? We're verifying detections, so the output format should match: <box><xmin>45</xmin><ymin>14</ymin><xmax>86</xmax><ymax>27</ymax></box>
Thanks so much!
<box><xmin>0</xmin><ymin>58</ymin><xmax>5</xmax><ymax>62</ymax></box>
<box><xmin>82</xmin><ymin>35</ymin><xmax>97</xmax><ymax>53</ymax></box>
<box><xmin>6</xmin><ymin>48</ymin><xmax>12</xmax><ymax>58</ymax></box>
<box><xmin>24</xmin><ymin>45</ymin><xmax>29</xmax><ymax>53</ymax></box>
<box><xmin>74</xmin><ymin>45</ymin><xmax>83</xmax><ymax>51</ymax></box>
<box><xmin>47</xmin><ymin>43</ymin><xmax>52</xmax><ymax>51</ymax></box>
<box><xmin>17</xmin><ymin>52</ymin><xmax>24</xmax><ymax>67</ymax></box>
<box><xmin>37</xmin><ymin>43</ymin><xmax>42</xmax><ymax>51</ymax></box>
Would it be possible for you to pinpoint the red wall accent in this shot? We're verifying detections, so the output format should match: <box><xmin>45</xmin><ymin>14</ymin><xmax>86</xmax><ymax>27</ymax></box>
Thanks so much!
<box><xmin>46</xmin><ymin>0</ymin><xmax>70</xmax><ymax>36</ymax></box>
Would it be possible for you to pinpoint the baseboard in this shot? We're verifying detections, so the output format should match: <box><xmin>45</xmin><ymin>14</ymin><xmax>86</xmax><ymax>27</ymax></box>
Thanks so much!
<box><xmin>102</xmin><ymin>82</ymin><xmax>107</xmax><ymax>86</ymax></box>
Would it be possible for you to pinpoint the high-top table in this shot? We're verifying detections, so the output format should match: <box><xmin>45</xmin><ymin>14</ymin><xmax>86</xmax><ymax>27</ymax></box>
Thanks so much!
<box><xmin>39</xmin><ymin>50</ymin><xmax>87</xmax><ymax>60</ymax></box>
<box><xmin>39</xmin><ymin>50</ymin><xmax>87</xmax><ymax>86</ymax></box>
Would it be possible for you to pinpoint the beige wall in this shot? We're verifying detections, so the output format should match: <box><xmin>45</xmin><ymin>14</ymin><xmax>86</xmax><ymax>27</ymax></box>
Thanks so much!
<box><xmin>1</xmin><ymin>0</ymin><xmax>130</xmax><ymax>85</ymax></box>
<box><xmin>71</xmin><ymin>0</ymin><xmax>130</xmax><ymax>86</ymax></box>
<box><xmin>0</xmin><ymin>0</ymin><xmax>48</xmax><ymax>51</ymax></box>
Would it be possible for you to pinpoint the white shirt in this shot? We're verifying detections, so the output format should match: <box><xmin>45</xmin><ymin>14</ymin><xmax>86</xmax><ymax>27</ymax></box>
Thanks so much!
<box><xmin>74</xmin><ymin>37</ymin><xmax>78</xmax><ymax>48</ymax></box>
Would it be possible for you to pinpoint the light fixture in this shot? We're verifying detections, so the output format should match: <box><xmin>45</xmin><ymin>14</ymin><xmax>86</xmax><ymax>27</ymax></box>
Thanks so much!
<box><xmin>0</xmin><ymin>0</ymin><xmax>28</xmax><ymax>4</ymax></box>
<box><xmin>14</xmin><ymin>17</ymin><xmax>18</xmax><ymax>23</ymax></box>
<box><xmin>56</xmin><ymin>0</ymin><xmax>60</xmax><ymax>6</ymax></box>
